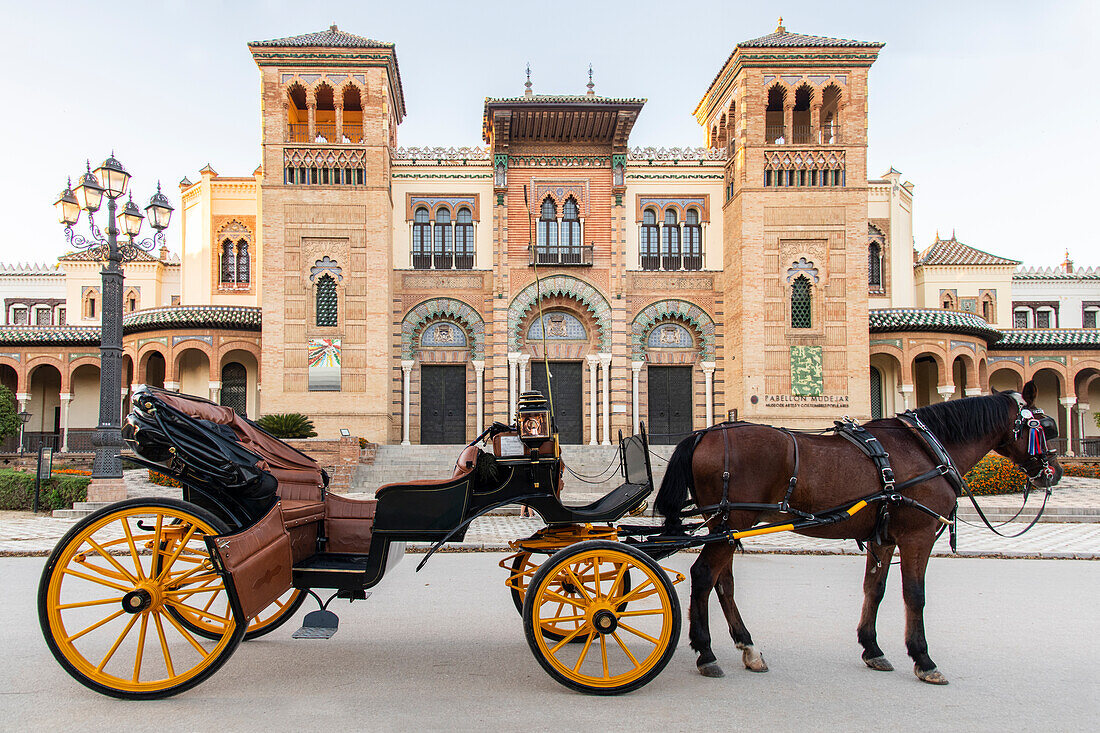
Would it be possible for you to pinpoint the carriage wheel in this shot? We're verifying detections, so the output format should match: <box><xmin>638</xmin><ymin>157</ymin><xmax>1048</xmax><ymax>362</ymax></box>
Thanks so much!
<box><xmin>522</xmin><ymin>540</ymin><xmax>679</xmax><ymax>695</ymax></box>
<box><xmin>38</xmin><ymin>498</ymin><xmax>245</xmax><ymax>699</ymax></box>
<box><xmin>509</xmin><ymin>551</ymin><xmax>632</xmax><ymax>643</ymax></box>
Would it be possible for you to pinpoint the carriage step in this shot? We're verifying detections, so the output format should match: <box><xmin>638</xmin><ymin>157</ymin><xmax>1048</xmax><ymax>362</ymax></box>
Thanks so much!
<box><xmin>292</xmin><ymin>552</ymin><xmax>370</xmax><ymax>591</ymax></box>
<box><xmin>292</xmin><ymin>609</ymin><xmax>339</xmax><ymax>640</ymax></box>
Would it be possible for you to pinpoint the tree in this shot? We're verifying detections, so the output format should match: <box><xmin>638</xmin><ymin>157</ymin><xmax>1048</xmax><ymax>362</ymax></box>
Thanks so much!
<box><xmin>255</xmin><ymin>413</ymin><xmax>317</xmax><ymax>439</ymax></box>
<box><xmin>0</xmin><ymin>385</ymin><xmax>20</xmax><ymax>443</ymax></box>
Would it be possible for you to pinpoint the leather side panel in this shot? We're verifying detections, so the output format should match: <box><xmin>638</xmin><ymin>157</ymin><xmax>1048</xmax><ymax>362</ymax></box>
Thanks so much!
<box><xmin>213</xmin><ymin>502</ymin><xmax>293</xmax><ymax>619</ymax></box>
<box><xmin>325</xmin><ymin>494</ymin><xmax>377</xmax><ymax>554</ymax></box>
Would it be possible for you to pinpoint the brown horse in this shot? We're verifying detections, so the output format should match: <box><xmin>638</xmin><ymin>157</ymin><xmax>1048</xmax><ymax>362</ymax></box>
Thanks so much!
<box><xmin>654</xmin><ymin>382</ymin><xmax>1062</xmax><ymax>684</ymax></box>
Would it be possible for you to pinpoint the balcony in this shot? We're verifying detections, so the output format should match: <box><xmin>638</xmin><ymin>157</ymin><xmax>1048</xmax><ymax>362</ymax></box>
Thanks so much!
<box><xmin>764</xmin><ymin>125</ymin><xmax>843</xmax><ymax>145</ymax></box>
<box><xmin>640</xmin><ymin>254</ymin><xmax>704</xmax><ymax>271</ymax></box>
<box><xmin>412</xmin><ymin>252</ymin><xmax>475</xmax><ymax>270</ymax></box>
<box><xmin>529</xmin><ymin>244</ymin><xmax>593</xmax><ymax>267</ymax></box>
<box><xmin>285</xmin><ymin>123</ymin><xmax>364</xmax><ymax>144</ymax></box>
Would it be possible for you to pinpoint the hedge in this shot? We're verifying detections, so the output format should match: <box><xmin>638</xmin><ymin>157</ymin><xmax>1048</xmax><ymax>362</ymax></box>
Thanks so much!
<box><xmin>0</xmin><ymin>469</ymin><xmax>89</xmax><ymax>511</ymax></box>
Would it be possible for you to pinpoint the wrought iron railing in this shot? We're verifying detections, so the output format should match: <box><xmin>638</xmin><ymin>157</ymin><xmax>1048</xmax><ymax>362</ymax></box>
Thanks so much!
<box><xmin>765</xmin><ymin>125</ymin><xmax>843</xmax><ymax>145</ymax></box>
<box><xmin>411</xmin><ymin>251</ymin><xmax>475</xmax><ymax>270</ymax></box>
<box><xmin>286</xmin><ymin>123</ymin><xmax>363</xmax><ymax>144</ymax></box>
<box><xmin>640</xmin><ymin>253</ymin><xmax>704</xmax><ymax>271</ymax></box>
<box><xmin>765</xmin><ymin>125</ymin><xmax>786</xmax><ymax>144</ymax></box>
<box><xmin>529</xmin><ymin>244</ymin><xmax>594</xmax><ymax>267</ymax></box>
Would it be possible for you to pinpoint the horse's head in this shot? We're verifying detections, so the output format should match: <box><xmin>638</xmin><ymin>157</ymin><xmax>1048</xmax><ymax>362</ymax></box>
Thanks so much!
<box><xmin>993</xmin><ymin>381</ymin><xmax>1062</xmax><ymax>489</ymax></box>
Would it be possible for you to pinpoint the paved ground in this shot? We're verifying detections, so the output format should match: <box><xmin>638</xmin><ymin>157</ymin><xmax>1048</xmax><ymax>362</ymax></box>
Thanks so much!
<box><xmin>5</xmin><ymin>553</ymin><xmax>1096</xmax><ymax>731</ymax></box>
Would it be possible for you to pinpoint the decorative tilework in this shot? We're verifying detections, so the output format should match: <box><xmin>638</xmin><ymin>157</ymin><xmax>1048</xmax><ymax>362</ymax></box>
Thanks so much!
<box><xmin>949</xmin><ymin>340</ymin><xmax>976</xmax><ymax>353</ymax></box>
<box><xmin>308</xmin><ymin>338</ymin><xmax>341</xmax><ymax>391</ymax></box>
<box><xmin>509</xmin><ymin>276</ymin><xmax>611</xmax><ymax>351</ymax></box>
<box><xmin>420</xmin><ymin>321</ymin><xmax>468</xmax><ymax>348</ymax></box>
<box><xmin>790</xmin><ymin>346</ymin><xmax>824</xmax><ymax>397</ymax></box>
<box><xmin>1028</xmin><ymin>355</ymin><xmax>1067</xmax><ymax>366</ymax></box>
<box><xmin>635</xmin><ymin>195</ymin><xmax>710</xmax><ymax>223</ymax></box>
<box><xmin>631</xmin><ymin>300</ymin><xmax>715</xmax><ymax>360</ymax></box>
<box><xmin>172</xmin><ymin>335</ymin><xmax>214</xmax><ymax>347</ymax></box>
<box><xmin>402</xmin><ymin>298</ymin><xmax>484</xmax><ymax>359</ymax></box>
<box><xmin>647</xmin><ymin>323</ymin><xmax>693</xmax><ymax>348</ymax></box>
<box><xmin>528</xmin><ymin>312</ymin><xmax>587</xmax><ymax>341</ymax></box>
<box><xmin>988</xmin><ymin>355</ymin><xmax>1024</xmax><ymax>365</ymax></box>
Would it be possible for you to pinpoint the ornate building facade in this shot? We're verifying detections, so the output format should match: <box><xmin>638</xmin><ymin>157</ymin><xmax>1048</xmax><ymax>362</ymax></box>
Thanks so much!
<box><xmin>1</xmin><ymin>23</ymin><xmax>1098</xmax><ymax>455</ymax></box>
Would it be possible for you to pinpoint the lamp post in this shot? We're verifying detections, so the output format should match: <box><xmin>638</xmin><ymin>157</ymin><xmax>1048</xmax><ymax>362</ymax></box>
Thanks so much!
<box><xmin>17</xmin><ymin>410</ymin><xmax>30</xmax><ymax>455</ymax></box>
<box><xmin>54</xmin><ymin>155</ymin><xmax>173</xmax><ymax>499</ymax></box>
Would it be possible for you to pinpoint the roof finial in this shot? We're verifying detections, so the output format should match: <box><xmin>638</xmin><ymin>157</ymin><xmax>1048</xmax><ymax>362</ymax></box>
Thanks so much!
<box><xmin>330</xmin><ymin>23</ymin><xmax>338</xmax><ymax>32</ymax></box>
<box><xmin>951</xmin><ymin>228</ymin><xmax>956</xmax><ymax>240</ymax></box>
<box><xmin>586</xmin><ymin>63</ymin><xmax>595</xmax><ymax>96</ymax></box>
<box><xmin>776</xmin><ymin>16</ymin><xmax>785</xmax><ymax>33</ymax></box>
<box><xmin>524</xmin><ymin>62</ymin><xmax>533</xmax><ymax>97</ymax></box>
<box><xmin>1063</xmin><ymin>249</ymin><xmax>1074</xmax><ymax>273</ymax></box>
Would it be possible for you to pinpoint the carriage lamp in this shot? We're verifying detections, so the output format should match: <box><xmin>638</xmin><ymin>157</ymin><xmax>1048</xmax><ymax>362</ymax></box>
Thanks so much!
<box><xmin>54</xmin><ymin>180</ymin><xmax>80</xmax><ymax>226</ymax></box>
<box><xmin>516</xmin><ymin>390</ymin><xmax>552</xmax><ymax>446</ymax></box>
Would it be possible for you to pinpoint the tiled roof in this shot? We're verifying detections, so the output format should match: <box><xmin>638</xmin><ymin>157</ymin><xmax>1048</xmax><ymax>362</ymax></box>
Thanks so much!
<box><xmin>123</xmin><ymin>306</ymin><xmax>261</xmax><ymax>333</ymax></box>
<box><xmin>869</xmin><ymin>308</ymin><xmax>1002</xmax><ymax>343</ymax></box>
<box><xmin>991</xmin><ymin>330</ymin><xmax>1100</xmax><ymax>350</ymax></box>
<box><xmin>249</xmin><ymin>26</ymin><xmax>391</xmax><ymax>48</ymax></box>
<box><xmin>485</xmin><ymin>94</ymin><xmax>646</xmax><ymax>105</ymax></box>
<box><xmin>737</xmin><ymin>31</ymin><xmax>884</xmax><ymax>49</ymax></box>
<box><xmin>0</xmin><ymin>327</ymin><xmax>98</xmax><ymax>346</ymax></box>
<box><xmin>915</xmin><ymin>236</ymin><xmax>1020</xmax><ymax>267</ymax></box>
<box><xmin>1014</xmin><ymin>266</ymin><xmax>1100</xmax><ymax>281</ymax></box>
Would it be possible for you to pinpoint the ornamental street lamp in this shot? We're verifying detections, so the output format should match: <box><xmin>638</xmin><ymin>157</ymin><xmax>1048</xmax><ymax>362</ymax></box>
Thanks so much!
<box><xmin>17</xmin><ymin>410</ymin><xmax>30</xmax><ymax>455</ymax></box>
<box><xmin>54</xmin><ymin>154</ymin><xmax>173</xmax><ymax>495</ymax></box>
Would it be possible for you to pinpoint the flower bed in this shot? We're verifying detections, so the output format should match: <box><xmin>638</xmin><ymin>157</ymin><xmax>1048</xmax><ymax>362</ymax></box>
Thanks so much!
<box><xmin>962</xmin><ymin>454</ymin><xmax>1028</xmax><ymax>496</ymax></box>
<box><xmin>147</xmin><ymin>470</ymin><xmax>182</xmax><ymax>488</ymax></box>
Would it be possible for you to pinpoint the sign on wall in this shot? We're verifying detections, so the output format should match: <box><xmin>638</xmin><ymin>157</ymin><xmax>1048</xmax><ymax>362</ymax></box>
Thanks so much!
<box><xmin>308</xmin><ymin>338</ymin><xmax>341</xmax><ymax>391</ymax></box>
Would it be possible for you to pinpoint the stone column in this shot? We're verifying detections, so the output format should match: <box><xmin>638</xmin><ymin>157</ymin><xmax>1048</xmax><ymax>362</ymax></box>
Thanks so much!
<box><xmin>899</xmin><ymin>384</ymin><xmax>914</xmax><ymax>411</ymax></box>
<box><xmin>783</xmin><ymin>101</ymin><xmax>793</xmax><ymax>142</ymax></box>
<box><xmin>519</xmin><ymin>354</ymin><xmax>530</xmax><ymax>394</ymax></box>
<box><xmin>472</xmin><ymin>360</ymin><xmax>485</xmax><ymax>433</ymax></box>
<box><xmin>163</xmin><ymin>381</ymin><xmax>180</xmax><ymax>392</ymax></box>
<box><xmin>964</xmin><ymin>388</ymin><xmax>982</xmax><ymax>398</ymax></box>
<box><xmin>702</xmin><ymin>361</ymin><xmax>716</xmax><ymax>427</ymax></box>
<box><xmin>1060</xmin><ymin>397</ymin><xmax>1077</xmax><ymax>456</ymax></box>
<box><xmin>208</xmin><ymin>380</ymin><xmax>221</xmax><ymax>404</ymax></box>
<box><xmin>631</xmin><ymin>361</ymin><xmax>643</xmax><ymax>434</ymax></box>
<box><xmin>401</xmin><ymin>360</ymin><xmax>414</xmax><ymax>446</ymax></box>
<box><xmin>507</xmin><ymin>353</ymin><xmax>520</xmax><ymax>423</ymax></box>
<box><xmin>335</xmin><ymin>102</ymin><xmax>344</xmax><ymax>141</ymax></box>
<box><xmin>59</xmin><ymin>393</ymin><xmax>72</xmax><ymax>453</ymax></box>
<box><xmin>307</xmin><ymin>102</ymin><xmax>317</xmax><ymax>141</ymax></box>
<box><xmin>586</xmin><ymin>355</ymin><xmax>599</xmax><ymax>445</ymax></box>
<box><xmin>599</xmin><ymin>353</ymin><xmax>612</xmax><ymax>445</ymax></box>
<box><xmin>811</xmin><ymin>102</ymin><xmax>822</xmax><ymax>143</ymax></box>
<box><xmin>937</xmin><ymin>386</ymin><xmax>955</xmax><ymax>402</ymax></box>
<box><xmin>1076</xmin><ymin>403</ymin><xmax>1091</xmax><ymax>456</ymax></box>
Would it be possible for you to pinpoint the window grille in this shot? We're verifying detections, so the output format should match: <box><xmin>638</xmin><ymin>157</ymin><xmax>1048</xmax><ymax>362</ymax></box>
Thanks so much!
<box><xmin>220</xmin><ymin>240</ymin><xmax>235</xmax><ymax>284</ymax></box>
<box><xmin>412</xmin><ymin>208</ymin><xmax>431</xmax><ymax>269</ymax></box>
<box><xmin>433</xmin><ymin>207</ymin><xmax>453</xmax><ymax>269</ymax></box>
<box><xmin>869</xmin><ymin>367</ymin><xmax>883</xmax><ymax>420</ymax></box>
<box><xmin>868</xmin><ymin>242</ymin><xmax>882</xmax><ymax>288</ymax></box>
<box><xmin>1036</xmin><ymin>311</ymin><xmax>1050</xmax><ymax>328</ymax></box>
<box><xmin>455</xmin><ymin>208</ymin><xmax>474</xmax><ymax>269</ymax></box>
<box><xmin>684</xmin><ymin>210</ymin><xmax>702</xmax><ymax>270</ymax></box>
<box><xmin>1014</xmin><ymin>311</ymin><xmax>1028</xmax><ymax>328</ymax></box>
<box><xmin>316</xmin><ymin>274</ymin><xmax>338</xmax><ymax>327</ymax></box>
<box><xmin>1085</xmin><ymin>308</ymin><xmax>1098</xmax><ymax>329</ymax></box>
<box><xmin>220</xmin><ymin>362</ymin><xmax>248</xmax><ymax>417</ymax></box>
<box><xmin>791</xmin><ymin>275</ymin><xmax>812</xmax><ymax>328</ymax></box>
<box><xmin>661</xmin><ymin>209</ymin><xmax>681</xmax><ymax>271</ymax></box>
<box><xmin>641</xmin><ymin>209</ymin><xmax>659</xmax><ymax>270</ymax></box>
<box><xmin>236</xmin><ymin>241</ymin><xmax>250</xmax><ymax>284</ymax></box>
<box><xmin>537</xmin><ymin>198</ymin><xmax>558</xmax><ymax>261</ymax></box>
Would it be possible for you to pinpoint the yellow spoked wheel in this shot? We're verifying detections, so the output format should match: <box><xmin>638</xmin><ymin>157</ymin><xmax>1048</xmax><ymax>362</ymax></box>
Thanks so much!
<box><xmin>522</xmin><ymin>540</ymin><xmax>680</xmax><ymax>695</ymax></box>
<box><xmin>38</xmin><ymin>498</ymin><xmax>244</xmax><ymax>699</ymax></box>
<box><xmin>508</xmin><ymin>551</ymin><xmax>632</xmax><ymax>643</ymax></box>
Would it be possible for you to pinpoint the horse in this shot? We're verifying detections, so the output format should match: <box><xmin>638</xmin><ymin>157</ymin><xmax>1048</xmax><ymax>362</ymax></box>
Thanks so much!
<box><xmin>654</xmin><ymin>381</ymin><xmax>1062</xmax><ymax>684</ymax></box>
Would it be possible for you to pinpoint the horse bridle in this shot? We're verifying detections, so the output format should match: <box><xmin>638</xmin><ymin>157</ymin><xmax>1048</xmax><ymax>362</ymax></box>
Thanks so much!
<box><xmin>1000</xmin><ymin>399</ymin><xmax>1058</xmax><ymax>486</ymax></box>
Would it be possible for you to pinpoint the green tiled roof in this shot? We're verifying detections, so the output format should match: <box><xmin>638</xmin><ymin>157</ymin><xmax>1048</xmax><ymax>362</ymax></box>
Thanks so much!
<box><xmin>991</xmin><ymin>330</ymin><xmax>1100</xmax><ymax>350</ymax></box>
<box><xmin>123</xmin><ymin>306</ymin><xmax>261</xmax><ymax>333</ymax></box>
<box><xmin>249</xmin><ymin>26</ymin><xmax>391</xmax><ymax>49</ymax></box>
<box><xmin>869</xmin><ymin>308</ymin><xmax>1002</xmax><ymax>343</ymax></box>
<box><xmin>738</xmin><ymin>30</ymin><xmax>884</xmax><ymax>49</ymax></box>
<box><xmin>0</xmin><ymin>306</ymin><xmax>261</xmax><ymax>346</ymax></box>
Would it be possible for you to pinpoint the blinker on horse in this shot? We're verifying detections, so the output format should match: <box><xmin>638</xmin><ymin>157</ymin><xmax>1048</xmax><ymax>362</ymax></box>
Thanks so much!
<box><xmin>654</xmin><ymin>381</ymin><xmax>1061</xmax><ymax>684</ymax></box>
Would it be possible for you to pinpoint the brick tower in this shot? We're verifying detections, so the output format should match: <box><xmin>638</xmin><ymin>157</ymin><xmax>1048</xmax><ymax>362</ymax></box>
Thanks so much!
<box><xmin>249</xmin><ymin>26</ymin><xmax>405</xmax><ymax>439</ymax></box>
<box><xmin>696</xmin><ymin>21</ymin><xmax>883</xmax><ymax>426</ymax></box>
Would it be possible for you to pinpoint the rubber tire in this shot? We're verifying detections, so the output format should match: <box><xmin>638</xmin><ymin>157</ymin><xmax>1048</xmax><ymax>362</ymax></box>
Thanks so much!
<box><xmin>521</xmin><ymin>540</ymin><xmax>680</xmax><ymax>695</ymax></box>
<box><xmin>38</xmin><ymin>498</ymin><xmax>246</xmax><ymax>700</ymax></box>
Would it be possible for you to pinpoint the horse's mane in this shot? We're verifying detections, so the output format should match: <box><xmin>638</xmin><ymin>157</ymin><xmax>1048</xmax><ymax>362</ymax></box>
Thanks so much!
<box><xmin>908</xmin><ymin>392</ymin><xmax>1017</xmax><ymax>445</ymax></box>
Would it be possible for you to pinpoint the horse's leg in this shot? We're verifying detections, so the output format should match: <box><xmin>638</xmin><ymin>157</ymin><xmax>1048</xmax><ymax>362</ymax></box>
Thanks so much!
<box><xmin>899</xmin><ymin>537</ymin><xmax>948</xmax><ymax>685</ymax></box>
<box><xmin>688</xmin><ymin>547</ymin><xmax>724</xmax><ymax>677</ymax></box>
<box><xmin>857</xmin><ymin>542</ymin><xmax>896</xmax><ymax>672</ymax></box>
<box><xmin>713</xmin><ymin>552</ymin><xmax>768</xmax><ymax>673</ymax></box>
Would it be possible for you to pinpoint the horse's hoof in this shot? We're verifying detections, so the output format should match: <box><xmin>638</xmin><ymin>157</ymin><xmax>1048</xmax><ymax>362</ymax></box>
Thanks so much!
<box><xmin>914</xmin><ymin>665</ymin><xmax>949</xmax><ymax>685</ymax></box>
<box><xmin>742</xmin><ymin>648</ymin><xmax>769</xmax><ymax>672</ymax></box>
<box><xmin>698</xmin><ymin>662</ymin><xmax>725</xmax><ymax>678</ymax></box>
<box><xmin>864</xmin><ymin>656</ymin><xmax>894</xmax><ymax>672</ymax></box>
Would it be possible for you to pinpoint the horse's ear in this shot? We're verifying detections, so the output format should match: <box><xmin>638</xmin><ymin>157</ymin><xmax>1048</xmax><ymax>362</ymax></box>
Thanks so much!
<box><xmin>1022</xmin><ymin>380</ymin><xmax>1038</xmax><ymax>405</ymax></box>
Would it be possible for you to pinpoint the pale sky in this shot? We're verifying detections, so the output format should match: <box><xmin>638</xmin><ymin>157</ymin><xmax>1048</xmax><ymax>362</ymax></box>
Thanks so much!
<box><xmin>0</xmin><ymin>0</ymin><xmax>1095</xmax><ymax>268</ymax></box>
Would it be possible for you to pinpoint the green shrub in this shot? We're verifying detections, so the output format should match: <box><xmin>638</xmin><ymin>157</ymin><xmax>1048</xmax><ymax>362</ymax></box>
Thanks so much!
<box><xmin>0</xmin><ymin>469</ymin><xmax>88</xmax><ymax>511</ymax></box>
<box><xmin>962</xmin><ymin>454</ymin><xmax>1028</xmax><ymax>496</ymax></box>
<box><xmin>256</xmin><ymin>413</ymin><xmax>317</xmax><ymax>439</ymax></box>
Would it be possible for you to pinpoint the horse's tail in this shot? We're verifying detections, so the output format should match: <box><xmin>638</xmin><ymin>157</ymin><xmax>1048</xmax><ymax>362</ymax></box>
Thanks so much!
<box><xmin>654</xmin><ymin>433</ymin><xmax>698</xmax><ymax>532</ymax></box>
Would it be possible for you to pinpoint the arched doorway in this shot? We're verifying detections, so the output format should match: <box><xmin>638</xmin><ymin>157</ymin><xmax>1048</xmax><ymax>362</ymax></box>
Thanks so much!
<box><xmin>27</xmin><ymin>363</ymin><xmax>62</xmax><ymax>451</ymax></box>
<box><xmin>68</xmin><ymin>363</ymin><xmax>101</xmax><ymax>452</ymax></box>
<box><xmin>176</xmin><ymin>347</ymin><xmax>211</xmax><ymax>400</ymax></box>
<box><xmin>221</xmin><ymin>362</ymin><xmax>247</xmax><ymax>417</ymax></box>
<box><xmin>526</xmin><ymin>311</ymin><xmax>590</xmax><ymax>445</ymax></box>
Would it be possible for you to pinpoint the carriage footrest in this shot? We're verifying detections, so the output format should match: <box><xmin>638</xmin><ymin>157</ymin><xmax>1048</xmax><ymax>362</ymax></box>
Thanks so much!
<box><xmin>292</xmin><ymin>609</ymin><xmax>339</xmax><ymax>640</ymax></box>
<box><xmin>292</xmin><ymin>552</ymin><xmax>371</xmax><ymax>591</ymax></box>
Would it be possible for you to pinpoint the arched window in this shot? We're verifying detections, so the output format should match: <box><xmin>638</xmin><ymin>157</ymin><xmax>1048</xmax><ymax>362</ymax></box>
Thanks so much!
<box><xmin>433</xmin><ymin>207</ymin><xmax>452</xmax><ymax>269</ymax></box>
<box><xmin>820</xmin><ymin>84</ymin><xmax>842</xmax><ymax>143</ymax></box>
<box><xmin>868</xmin><ymin>241</ymin><xmax>882</xmax><ymax>289</ymax></box>
<box><xmin>766</xmin><ymin>85</ymin><xmax>787</xmax><ymax>143</ymax></box>
<box><xmin>316</xmin><ymin>274</ymin><xmax>337</xmax><ymax>327</ymax></box>
<box><xmin>220</xmin><ymin>240</ymin><xmax>235</xmax><ymax>285</ymax></box>
<box><xmin>412</xmin><ymin>207</ymin><xmax>431</xmax><ymax>269</ymax></box>
<box><xmin>341</xmin><ymin>84</ymin><xmax>363</xmax><ymax>143</ymax></box>
<box><xmin>314</xmin><ymin>83</ymin><xmax>335</xmax><ymax>143</ymax></box>
<box><xmin>220</xmin><ymin>362</ymin><xmax>248</xmax><ymax>417</ymax></box>
<box><xmin>793</xmin><ymin>84</ymin><xmax>813</xmax><ymax>143</ymax></box>
<box><xmin>286</xmin><ymin>83</ymin><xmax>308</xmax><ymax>142</ymax></box>
<box><xmin>684</xmin><ymin>209</ymin><xmax>702</xmax><ymax>270</ymax></box>
<box><xmin>641</xmin><ymin>209</ymin><xmax>659</xmax><ymax>270</ymax></box>
<box><xmin>981</xmin><ymin>295</ymin><xmax>994</xmax><ymax>322</ymax></box>
<box><xmin>537</xmin><ymin>197</ymin><xmax>558</xmax><ymax>263</ymax></box>
<box><xmin>791</xmin><ymin>275</ymin><xmax>812</xmax><ymax>328</ymax></box>
<box><xmin>455</xmin><ymin>207</ymin><xmax>474</xmax><ymax>269</ymax></box>
<box><xmin>661</xmin><ymin>208</ymin><xmax>681</xmax><ymax>271</ymax></box>
<box><xmin>236</xmin><ymin>240</ymin><xmax>250</xmax><ymax>284</ymax></box>
<box><xmin>125</xmin><ymin>290</ymin><xmax>139</xmax><ymax>313</ymax></box>
<box><xmin>942</xmin><ymin>292</ymin><xmax>956</xmax><ymax>310</ymax></box>
<box><xmin>561</xmin><ymin>198</ymin><xmax>581</xmax><ymax>264</ymax></box>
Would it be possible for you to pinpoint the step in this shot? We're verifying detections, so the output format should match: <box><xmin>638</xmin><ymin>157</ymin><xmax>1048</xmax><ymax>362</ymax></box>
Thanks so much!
<box><xmin>292</xmin><ymin>552</ymin><xmax>371</xmax><ymax>591</ymax></box>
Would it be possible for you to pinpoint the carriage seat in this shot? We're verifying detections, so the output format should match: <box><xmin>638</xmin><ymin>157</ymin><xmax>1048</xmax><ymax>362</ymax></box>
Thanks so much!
<box><xmin>453</xmin><ymin>446</ymin><xmax>479</xmax><ymax>480</ymax></box>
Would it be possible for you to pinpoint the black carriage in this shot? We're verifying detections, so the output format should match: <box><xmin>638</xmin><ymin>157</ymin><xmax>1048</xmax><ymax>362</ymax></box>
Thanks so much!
<box><xmin>38</xmin><ymin>387</ymin><xmax>682</xmax><ymax>698</ymax></box>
